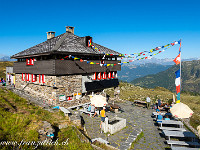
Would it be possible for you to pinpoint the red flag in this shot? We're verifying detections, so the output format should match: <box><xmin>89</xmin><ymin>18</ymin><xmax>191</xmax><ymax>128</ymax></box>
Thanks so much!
<box><xmin>173</xmin><ymin>53</ymin><xmax>181</xmax><ymax>65</ymax></box>
<box><xmin>176</xmin><ymin>85</ymin><xmax>180</xmax><ymax>93</ymax></box>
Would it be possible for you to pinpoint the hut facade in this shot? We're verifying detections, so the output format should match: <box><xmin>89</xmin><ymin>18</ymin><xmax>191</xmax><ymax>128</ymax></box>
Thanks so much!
<box><xmin>11</xmin><ymin>26</ymin><xmax>121</xmax><ymax>108</ymax></box>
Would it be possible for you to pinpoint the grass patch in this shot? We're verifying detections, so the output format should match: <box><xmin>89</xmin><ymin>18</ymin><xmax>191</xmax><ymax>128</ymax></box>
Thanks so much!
<box><xmin>0</xmin><ymin>87</ymin><xmax>93</xmax><ymax>149</ymax></box>
<box><xmin>92</xmin><ymin>140</ymin><xmax>113</xmax><ymax>150</ymax></box>
<box><xmin>129</xmin><ymin>131</ymin><xmax>144</xmax><ymax>150</ymax></box>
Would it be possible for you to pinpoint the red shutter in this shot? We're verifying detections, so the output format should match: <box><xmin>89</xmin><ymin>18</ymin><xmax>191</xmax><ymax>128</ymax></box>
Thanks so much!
<box><xmin>22</xmin><ymin>73</ymin><xmax>24</xmax><ymax>81</ymax></box>
<box><xmin>93</xmin><ymin>72</ymin><xmax>96</xmax><ymax>80</ymax></box>
<box><xmin>39</xmin><ymin>74</ymin><xmax>41</xmax><ymax>83</ymax></box>
<box><xmin>30</xmin><ymin>59</ymin><xmax>34</xmax><ymax>65</ymax></box>
<box><xmin>42</xmin><ymin>74</ymin><xmax>45</xmax><ymax>83</ymax></box>
<box><xmin>25</xmin><ymin>73</ymin><xmax>27</xmax><ymax>81</ymax></box>
<box><xmin>26</xmin><ymin>74</ymin><xmax>30</xmax><ymax>81</ymax></box>
<box><xmin>112</xmin><ymin>72</ymin><xmax>115</xmax><ymax>78</ymax></box>
<box><xmin>103</xmin><ymin>72</ymin><xmax>107</xmax><ymax>79</ymax></box>
<box><xmin>97</xmin><ymin>72</ymin><xmax>101</xmax><ymax>80</ymax></box>
<box><xmin>108</xmin><ymin>72</ymin><xmax>111</xmax><ymax>79</ymax></box>
<box><xmin>32</xmin><ymin>74</ymin><xmax>37</xmax><ymax>82</ymax></box>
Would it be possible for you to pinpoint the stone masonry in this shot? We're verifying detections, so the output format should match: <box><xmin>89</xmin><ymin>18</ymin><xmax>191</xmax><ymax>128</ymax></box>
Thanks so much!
<box><xmin>15</xmin><ymin>74</ymin><xmax>83</xmax><ymax>107</ymax></box>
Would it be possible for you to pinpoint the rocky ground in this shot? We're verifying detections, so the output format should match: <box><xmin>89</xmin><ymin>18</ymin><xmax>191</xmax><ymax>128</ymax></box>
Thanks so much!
<box><xmin>81</xmin><ymin>100</ymin><xmax>169</xmax><ymax>150</ymax></box>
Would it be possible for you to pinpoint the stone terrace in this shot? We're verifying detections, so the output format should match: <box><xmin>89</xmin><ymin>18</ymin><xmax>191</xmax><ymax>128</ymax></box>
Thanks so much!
<box><xmin>81</xmin><ymin>101</ymin><xmax>168</xmax><ymax>150</ymax></box>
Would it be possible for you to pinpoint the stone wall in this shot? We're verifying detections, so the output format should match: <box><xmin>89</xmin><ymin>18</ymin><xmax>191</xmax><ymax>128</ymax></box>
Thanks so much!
<box><xmin>102</xmin><ymin>117</ymin><xmax>126</xmax><ymax>134</ymax></box>
<box><xmin>15</xmin><ymin>74</ymin><xmax>83</xmax><ymax>107</ymax></box>
<box><xmin>56</xmin><ymin>75</ymin><xmax>82</xmax><ymax>97</ymax></box>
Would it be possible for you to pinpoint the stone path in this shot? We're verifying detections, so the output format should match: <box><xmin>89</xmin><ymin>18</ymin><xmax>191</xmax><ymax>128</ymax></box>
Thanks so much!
<box><xmin>81</xmin><ymin>101</ymin><xmax>168</xmax><ymax>150</ymax></box>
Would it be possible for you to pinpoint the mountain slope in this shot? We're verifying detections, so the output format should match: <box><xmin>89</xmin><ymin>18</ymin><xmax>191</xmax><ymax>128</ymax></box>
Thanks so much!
<box><xmin>131</xmin><ymin>60</ymin><xmax>200</xmax><ymax>94</ymax></box>
<box><xmin>118</xmin><ymin>63</ymin><xmax>172</xmax><ymax>82</ymax></box>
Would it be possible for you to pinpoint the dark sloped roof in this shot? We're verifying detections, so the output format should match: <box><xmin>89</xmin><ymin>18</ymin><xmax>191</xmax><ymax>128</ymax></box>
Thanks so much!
<box><xmin>11</xmin><ymin>32</ymin><xmax>120</xmax><ymax>58</ymax></box>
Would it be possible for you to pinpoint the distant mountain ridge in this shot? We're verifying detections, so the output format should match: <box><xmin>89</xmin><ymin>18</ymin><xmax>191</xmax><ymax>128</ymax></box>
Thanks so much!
<box><xmin>0</xmin><ymin>56</ymin><xmax>15</xmax><ymax>61</ymax></box>
<box><xmin>131</xmin><ymin>60</ymin><xmax>200</xmax><ymax>94</ymax></box>
<box><xmin>118</xmin><ymin>63</ymin><xmax>172</xmax><ymax>82</ymax></box>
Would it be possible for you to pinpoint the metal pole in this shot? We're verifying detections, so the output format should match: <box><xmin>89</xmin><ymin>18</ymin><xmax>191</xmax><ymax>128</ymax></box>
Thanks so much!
<box><xmin>180</xmin><ymin>52</ymin><xmax>181</xmax><ymax>101</ymax></box>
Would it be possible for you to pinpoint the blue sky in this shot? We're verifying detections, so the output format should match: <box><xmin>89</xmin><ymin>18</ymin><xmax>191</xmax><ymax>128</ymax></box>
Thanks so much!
<box><xmin>0</xmin><ymin>0</ymin><xmax>200</xmax><ymax>59</ymax></box>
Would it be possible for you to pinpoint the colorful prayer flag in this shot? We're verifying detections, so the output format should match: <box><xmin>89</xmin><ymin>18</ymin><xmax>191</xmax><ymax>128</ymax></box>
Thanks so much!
<box><xmin>173</xmin><ymin>54</ymin><xmax>181</xmax><ymax>65</ymax></box>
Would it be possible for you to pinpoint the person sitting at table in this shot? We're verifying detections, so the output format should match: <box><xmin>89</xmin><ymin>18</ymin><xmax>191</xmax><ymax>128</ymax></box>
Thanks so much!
<box><xmin>91</xmin><ymin>104</ymin><xmax>97</xmax><ymax>117</ymax></box>
<box><xmin>157</xmin><ymin>113</ymin><xmax>163</xmax><ymax>120</ymax></box>
<box><xmin>87</xmin><ymin>104</ymin><xmax>91</xmax><ymax>112</ymax></box>
<box><xmin>164</xmin><ymin>115</ymin><xmax>170</xmax><ymax>120</ymax></box>
<box><xmin>156</xmin><ymin>108</ymin><xmax>160</xmax><ymax>113</ymax></box>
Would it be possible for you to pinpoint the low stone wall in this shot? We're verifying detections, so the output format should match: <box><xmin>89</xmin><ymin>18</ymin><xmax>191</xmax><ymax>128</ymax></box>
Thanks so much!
<box><xmin>102</xmin><ymin>117</ymin><xmax>126</xmax><ymax>134</ymax></box>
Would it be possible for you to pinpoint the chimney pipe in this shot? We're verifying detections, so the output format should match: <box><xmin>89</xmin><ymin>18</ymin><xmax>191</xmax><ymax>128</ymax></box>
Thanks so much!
<box><xmin>46</xmin><ymin>31</ymin><xmax>56</xmax><ymax>40</ymax></box>
<box><xmin>66</xmin><ymin>26</ymin><xmax>74</xmax><ymax>34</ymax></box>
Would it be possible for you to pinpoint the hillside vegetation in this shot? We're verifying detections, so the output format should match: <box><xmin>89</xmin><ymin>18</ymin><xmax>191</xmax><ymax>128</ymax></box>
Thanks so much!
<box><xmin>105</xmin><ymin>82</ymin><xmax>200</xmax><ymax>129</ymax></box>
<box><xmin>0</xmin><ymin>61</ymin><xmax>14</xmax><ymax>79</ymax></box>
<box><xmin>131</xmin><ymin>60</ymin><xmax>200</xmax><ymax>94</ymax></box>
<box><xmin>0</xmin><ymin>87</ymin><xmax>92</xmax><ymax>149</ymax></box>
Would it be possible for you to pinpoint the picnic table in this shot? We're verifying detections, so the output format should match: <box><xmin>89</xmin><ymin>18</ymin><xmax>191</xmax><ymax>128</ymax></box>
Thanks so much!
<box><xmin>134</xmin><ymin>100</ymin><xmax>146</xmax><ymax>107</ymax></box>
<box><xmin>59</xmin><ymin>107</ymin><xmax>71</xmax><ymax>116</ymax></box>
<box><xmin>159</xmin><ymin>127</ymin><xmax>186</xmax><ymax>131</ymax></box>
<box><xmin>166</xmin><ymin>140</ymin><xmax>200</xmax><ymax>147</ymax></box>
<box><xmin>79</xmin><ymin>109</ymin><xmax>95</xmax><ymax>117</ymax></box>
<box><xmin>163</xmin><ymin>130</ymin><xmax>196</xmax><ymax>141</ymax></box>
<box><xmin>171</xmin><ymin>147</ymin><xmax>200</xmax><ymax>150</ymax></box>
<box><xmin>157</xmin><ymin>120</ymin><xmax>184</xmax><ymax>128</ymax></box>
<box><xmin>108</xmin><ymin>103</ymin><xmax>120</xmax><ymax>113</ymax></box>
<box><xmin>152</xmin><ymin>112</ymin><xmax>165</xmax><ymax>117</ymax></box>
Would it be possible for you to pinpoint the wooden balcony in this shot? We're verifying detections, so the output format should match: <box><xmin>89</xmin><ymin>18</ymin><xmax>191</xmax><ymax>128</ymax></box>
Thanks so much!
<box><xmin>13</xmin><ymin>60</ymin><xmax>121</xmax><ymax>75</ymax></box>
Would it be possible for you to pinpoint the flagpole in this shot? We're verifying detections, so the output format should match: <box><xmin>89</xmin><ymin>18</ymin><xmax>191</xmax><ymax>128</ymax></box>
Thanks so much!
<box><xmin>179</xmin><ymin>39</ymin><xmax>182</xmax><ymax>102</ymax></box>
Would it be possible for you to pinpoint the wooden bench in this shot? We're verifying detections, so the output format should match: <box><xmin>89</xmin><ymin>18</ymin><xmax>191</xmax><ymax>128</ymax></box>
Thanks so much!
<box><xmin>108</xmin><ymin>103</ymin><xmax>120</xmax><ymax>113</ymax></box>
<box><xmin>171</xmin><ymin>146</ymin><xmax>200</xmax><ymax>150</ymax></box>
<box><xmin>157</xmin><ymin>120</ymin><xmax>184</xmax><ymax>128</ymax></box>
<box><xmin>166</xmin><ymin>140</ymin><xmax>200</xmax><ymax>147</ymax></box>
<box><xmin>159</xmin><ymin>127</ymin><xmax>186</xmax><ymax>131</ymax></box>
<box><xmin>163</xmin><ymin>131</ymin><xmax>196</xmax><ymax>141</ymax></box>
<box><xmin>59</xmin><ymin>107</ymin><xmax>71</xmax><ymax>117</ymax></box>
<box><xmin>134</xmin><ymin>100</ymin><xmax>147</xmax><ymax>107</ymax></box>
<box><xmin>79</xmin><ymin>109</ymin><xmax>95</xmax><ymax>117</ymax></box>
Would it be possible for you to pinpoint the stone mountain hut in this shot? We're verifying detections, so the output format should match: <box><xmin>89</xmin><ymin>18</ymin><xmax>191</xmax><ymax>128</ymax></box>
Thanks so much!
<box><xmin>11</xmin><ymin>26</ymin><xmax>121</xmax><ymax>108</ymax></box>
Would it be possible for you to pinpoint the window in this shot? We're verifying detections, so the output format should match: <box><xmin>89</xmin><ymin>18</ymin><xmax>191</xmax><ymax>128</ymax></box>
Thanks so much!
<box><xmin>22</xmin><ymin>73</ymin><xmax>25</xmax><ymax>81</ymax></box>
<box><xmin>26</xmin><ymin>58</ymin><xmax>34</xmax><ymax>65</ymax></box>
<box><xmin>102</xmin><ymin>72</ymin><xmax>107</xmax><ymax>79</ymax></box>
<box><xmin>97</xmin><ymin>72</ymin><xmax>101</xmax><ymax>80</ymax></box>
<box><xmin>112</xmin><ymin>72</ymin><xmax>115</xmax><ymax>78</ymax></box>
<box><xmin>108</xmin><ymin>72</ymin><xmax>111</xmax><ymax>79</ymax></box>
<box><xmin>25</xmin><ymin>73</ymin><xmax>30</xmax><ymax>81</ymax></box>
<box><xmin>39</xmin><ymin>74</ymin><xmax>45</xmax><ymax>83</ymax></box>
<box><xmin>32</xmin><ymin>74</ymin><xmax>37</xmax><ymax>82</ymax></box>
<box><xmin>93</xmin><ymin>72</ymin><xmax>96</xmax><ymax>80</ymax></box>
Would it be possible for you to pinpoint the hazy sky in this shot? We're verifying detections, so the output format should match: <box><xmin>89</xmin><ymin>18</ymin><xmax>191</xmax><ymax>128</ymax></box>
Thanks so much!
<box><xmin>0</xmin><ymin>0</ymin><xmax>200</xmax><ymax>59</ymax></box>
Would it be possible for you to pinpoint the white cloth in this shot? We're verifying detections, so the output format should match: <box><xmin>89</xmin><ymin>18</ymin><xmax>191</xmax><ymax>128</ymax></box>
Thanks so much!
<box><xmin>146</xmin><ymin>97</ymin><xmax>151</xmax><ymax>102</ymax></box>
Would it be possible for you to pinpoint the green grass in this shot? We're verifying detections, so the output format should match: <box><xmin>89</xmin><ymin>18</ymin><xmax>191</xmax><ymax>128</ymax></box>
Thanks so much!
<box><xmin>0</xmin><ymin>87</ymin><xmax>93</xmax><ymax>149</ymax></box>
<box><xmin>129</xmin><ymin>131</ymin><xmax>144</xmax><ymax>150</ymax></box>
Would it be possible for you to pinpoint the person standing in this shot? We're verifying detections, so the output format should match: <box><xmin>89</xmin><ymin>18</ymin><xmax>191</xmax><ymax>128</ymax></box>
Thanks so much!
<box><xmin>100</xmin><ymin>107</ymin><xmax>106</xmax><ymax>133</ymax></box>
<box><xmin>158</xmin><ymin>99</ymin><xmax>161</xmax><ymax>108</ymax></box>
<box><xmin>146</xmin><ymin>96</ymin><xmax>151</xmax><ymax>109</ymax></box>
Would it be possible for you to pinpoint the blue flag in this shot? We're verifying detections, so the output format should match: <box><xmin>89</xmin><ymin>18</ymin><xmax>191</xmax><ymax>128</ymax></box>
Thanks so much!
<box><xmin>175</xmin><ymin>69</ymin><xmax>180</xmax><ymax>78</ymax></box>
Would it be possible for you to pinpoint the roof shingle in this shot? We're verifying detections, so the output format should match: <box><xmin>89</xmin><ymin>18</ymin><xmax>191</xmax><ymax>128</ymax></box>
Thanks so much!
<box><xmin>11</xmin><ymin>32</ymin><xmax>120</xmax><ymax>58</ymax></box>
